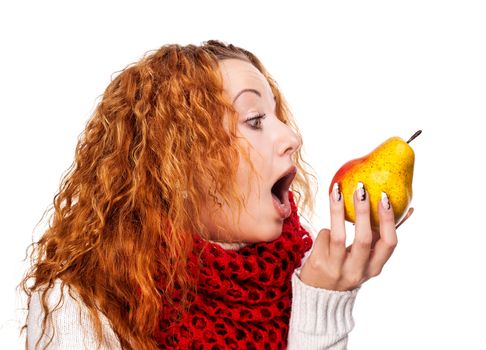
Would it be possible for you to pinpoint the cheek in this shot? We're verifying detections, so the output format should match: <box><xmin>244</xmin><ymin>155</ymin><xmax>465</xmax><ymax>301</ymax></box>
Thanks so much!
<box><xmin>236</xmin><ymin>158</ymin><xmax>267</xmax><ymax>203</ymax></box>
<box><xmin>235</xmin><ymin>156</ymin><xmax>252</xmax><ymax>193</ymax></box>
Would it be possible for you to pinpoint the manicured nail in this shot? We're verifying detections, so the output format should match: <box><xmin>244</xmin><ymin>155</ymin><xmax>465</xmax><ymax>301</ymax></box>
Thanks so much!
<box><xmin>381</xmin><ymin>191</ymin><xmax>390</xmax><ymax>210</ymax></box>
<box><xmin>332</xmin><ymin>182</ymin><xmax>341</xmax><ymax>202</ymax></box>
<box><xmin>356</xmin><ymin>182</ymin><xmax>366</xmax><ymax>201</ymax></box>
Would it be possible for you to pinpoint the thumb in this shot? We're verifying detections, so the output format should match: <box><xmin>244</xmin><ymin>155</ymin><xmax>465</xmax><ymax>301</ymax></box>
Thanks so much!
<box><xmin>396</xmin><ymin>207</ymin><xmax>414</xmax><ymax>229</ymax></box>
<box><xmin>311</xmin><ymin>228</ymin><xmax>331</xmax><ymax>257</ymax></box>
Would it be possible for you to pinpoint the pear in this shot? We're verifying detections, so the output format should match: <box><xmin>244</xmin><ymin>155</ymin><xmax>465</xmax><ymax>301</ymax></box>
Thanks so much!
<box><xmin>329</xmin><ymin>130</ymin><xmax>421</xmax><ymax>232</ymax></box>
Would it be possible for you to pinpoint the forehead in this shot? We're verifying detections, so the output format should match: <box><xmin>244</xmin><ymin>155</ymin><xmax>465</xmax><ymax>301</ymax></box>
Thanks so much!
<box><xmin>218</xmin><ymin>59</ymin><xmax>273</xmax><ymax>101</ymax></box>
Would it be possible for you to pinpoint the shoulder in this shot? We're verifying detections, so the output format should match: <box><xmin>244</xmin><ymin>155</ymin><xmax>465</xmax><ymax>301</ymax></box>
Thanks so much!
<box><xmin>27</xmin><ymin>279</ymin><xmax>121</xmax><ymax>349</ymax></box>
<box><xmin>28</xmin><ymin>280</ymin><xmax>72</xmax><ymax>315</ymax></box>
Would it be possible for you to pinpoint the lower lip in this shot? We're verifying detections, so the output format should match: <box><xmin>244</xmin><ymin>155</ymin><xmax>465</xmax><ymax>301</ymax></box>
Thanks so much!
<box><xmin>272</xmin><ymin>194</ymin><xmax>291</xmax><ymax>219</ymax></box>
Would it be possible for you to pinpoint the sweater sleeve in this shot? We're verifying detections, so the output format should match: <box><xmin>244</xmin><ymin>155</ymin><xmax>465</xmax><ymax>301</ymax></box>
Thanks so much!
<box><xmin>27</xmin><ymin>280</ymin><xmax>121</xmax><ymax>350</ymax></box>
<box><xmin>287</xmin><ymin>269</ymin><xmax>359</xmax><ymax>350</ymax></box>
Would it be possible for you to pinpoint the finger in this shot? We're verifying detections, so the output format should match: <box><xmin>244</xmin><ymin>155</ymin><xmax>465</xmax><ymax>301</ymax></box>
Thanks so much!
<box><xmin>367</xmin><ymin>191</ymin><xmax>398</xmax><ymax>278</ymax></box>
<box><xmin>349</xmin><ymin>182</ymin><xmax>373</xmax><ymax>267</ymax></box>
<box><xmin>396</xmin><ymin>207</ymin><xmax>414</xmax><ymax>229</ymax></box>
<box><xmin>329</xmin><ymin>183</ymin><xmax>347</xmax><ymax>264</ymax></box>
<box><xmin>371</xmin><ymin>228</ymin><xmax>381</xmax><ymax>248</ymax></box>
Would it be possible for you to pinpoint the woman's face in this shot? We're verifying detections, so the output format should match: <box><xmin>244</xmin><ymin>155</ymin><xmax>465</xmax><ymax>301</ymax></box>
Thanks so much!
<box><xmin>200</xmin><ymin>59</ymin><xmax>302</xmax><ymax>243</ymax></box>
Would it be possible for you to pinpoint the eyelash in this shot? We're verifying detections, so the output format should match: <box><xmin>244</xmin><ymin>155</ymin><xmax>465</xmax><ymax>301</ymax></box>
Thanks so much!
<box><xmin>245</xmin><ymin>113</ymin><xmax>266</xmax><ymax>130</ymax></box>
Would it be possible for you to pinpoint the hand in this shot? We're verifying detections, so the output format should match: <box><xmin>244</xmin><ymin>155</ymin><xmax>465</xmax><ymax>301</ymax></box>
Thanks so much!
<box><xmin>299</xmin><ymin>185</ymin><xmax>413</xmax><ymax>291</ymax></box>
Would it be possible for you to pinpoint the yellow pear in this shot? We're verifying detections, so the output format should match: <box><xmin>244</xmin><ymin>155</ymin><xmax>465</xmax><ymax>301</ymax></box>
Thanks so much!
<box><xmin>329</xmin><ymin>131</ymin><xmax>420</xmax><ymax>231</ymax></box>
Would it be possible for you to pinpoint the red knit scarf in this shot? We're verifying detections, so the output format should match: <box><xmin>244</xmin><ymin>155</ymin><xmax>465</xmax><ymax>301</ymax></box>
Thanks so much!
<box><xmin>154</xmin><ymin>191</ymin><xmax>312</xmax><ymax>349</ymax></box>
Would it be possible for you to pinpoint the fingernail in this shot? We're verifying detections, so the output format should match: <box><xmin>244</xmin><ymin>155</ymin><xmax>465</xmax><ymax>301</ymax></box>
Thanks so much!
<box><xmin>356</xmin><ymin>182</ymin><xmax>366</xmax><ymax>201</ymax></box>
<box><xmin>381</xmin><ymin>191</ymin><xmax>390</xmax><ymax>210</ymax></box>
<box><xmin>332</xmin><ymin>182</ymin><xmax>341</xmax><ymax>202</ymax></box>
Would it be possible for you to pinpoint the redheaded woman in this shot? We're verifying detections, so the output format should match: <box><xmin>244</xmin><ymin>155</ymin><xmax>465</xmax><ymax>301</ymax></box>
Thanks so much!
<box><xmin>22</xmin><ymin>40</ymin><xmax>402</xmax><ymax>349</ymax></box>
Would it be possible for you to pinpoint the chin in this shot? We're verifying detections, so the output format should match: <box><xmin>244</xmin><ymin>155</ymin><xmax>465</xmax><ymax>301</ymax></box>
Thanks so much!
<box><xmin>255</xmin><ymin>223</ymin><xmax>284</xmax><ymax>243</ymax></box>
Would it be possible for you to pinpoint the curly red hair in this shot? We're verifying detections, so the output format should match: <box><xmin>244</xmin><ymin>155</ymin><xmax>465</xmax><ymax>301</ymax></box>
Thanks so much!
<box><xmin>21</xmin><ymin>40</ymin><xmax>317</xmax><ymax>350</ymax></box>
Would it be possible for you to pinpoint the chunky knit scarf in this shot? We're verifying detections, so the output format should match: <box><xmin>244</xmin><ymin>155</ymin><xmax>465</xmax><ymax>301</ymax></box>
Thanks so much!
<box><xmin>154</xmin><ymin>191</ymin><xmax>312</xmax><ymax>349</ymax></box>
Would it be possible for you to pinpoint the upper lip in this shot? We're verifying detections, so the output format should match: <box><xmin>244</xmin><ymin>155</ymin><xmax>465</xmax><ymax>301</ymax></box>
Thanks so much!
<box><xmin>271</xmin><ymin>165</ymin><xmax>298</xmax><ymax>200</ymax></box>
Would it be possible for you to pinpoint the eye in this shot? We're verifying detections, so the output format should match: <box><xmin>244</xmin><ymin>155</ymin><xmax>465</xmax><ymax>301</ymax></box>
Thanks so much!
<box><xmin>245</xmin><ymin>113</ymin><xmax>266</xmax><ymax>130</ymax></box>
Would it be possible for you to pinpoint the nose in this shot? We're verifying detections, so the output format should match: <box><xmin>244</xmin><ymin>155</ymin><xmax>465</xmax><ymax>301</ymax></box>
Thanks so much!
<box><xmin>277</xmin><ymin>121</ymin><xmax>302</xmax><ymax>157</ymax></box>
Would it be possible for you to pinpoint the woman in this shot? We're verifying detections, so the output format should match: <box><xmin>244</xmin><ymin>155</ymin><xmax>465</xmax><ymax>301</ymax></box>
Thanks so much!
<box><xmin>22</xmin><ymin>40</ymin><xmax>405</xmax><ymax>349</ymax></box>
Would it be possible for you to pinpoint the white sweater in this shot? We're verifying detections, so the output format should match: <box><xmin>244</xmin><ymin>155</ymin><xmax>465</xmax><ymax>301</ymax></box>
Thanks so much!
<box><xmin>27</xmin><ymin>271</ymin><xmax>358</xmax><ymax>349</ymax></box>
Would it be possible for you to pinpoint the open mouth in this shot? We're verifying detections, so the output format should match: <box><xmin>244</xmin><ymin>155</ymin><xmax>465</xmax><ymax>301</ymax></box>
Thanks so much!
<box><xmin>271</xmin><ymin>166</ymin><xmax>297</xmax><ymax>208</ymax></box>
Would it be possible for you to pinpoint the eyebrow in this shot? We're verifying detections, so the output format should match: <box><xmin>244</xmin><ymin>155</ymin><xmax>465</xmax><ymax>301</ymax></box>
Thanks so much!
<box><xmin>232</xmin><ymin>88</ymin><xmax>277</xmax><ymax>104</ymax></box>
<box><xmin>232</xmin><ymin>88</ymin><xmax>262</xmax><ymax>103</ymax></box>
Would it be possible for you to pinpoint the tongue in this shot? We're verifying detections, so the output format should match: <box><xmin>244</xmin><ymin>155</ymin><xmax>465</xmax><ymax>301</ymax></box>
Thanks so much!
<box><xmin>272</xmin><ymin>193</ymin><xmax>291</xmax><ymax>219</ymax></box>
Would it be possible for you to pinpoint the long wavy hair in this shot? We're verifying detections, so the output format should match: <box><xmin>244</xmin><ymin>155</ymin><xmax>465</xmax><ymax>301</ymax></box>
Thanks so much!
<box><xmin>20</xmin><ymin>40</ymin><xmax>317</xmax><ymax>350</ymax></box>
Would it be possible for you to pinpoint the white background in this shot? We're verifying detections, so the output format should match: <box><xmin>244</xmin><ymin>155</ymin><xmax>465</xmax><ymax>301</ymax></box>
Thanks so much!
<box><xmin>1</xmin><ymin>1</ymin><xmax>485</xmax><ymax>349</ymax></box>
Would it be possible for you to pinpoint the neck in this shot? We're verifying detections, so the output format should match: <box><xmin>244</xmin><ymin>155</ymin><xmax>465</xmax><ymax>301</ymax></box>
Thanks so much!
<box><xmin>208</xmin><ymin>240</ymin><xmax>248</xmax><ymax>250</ymax></box>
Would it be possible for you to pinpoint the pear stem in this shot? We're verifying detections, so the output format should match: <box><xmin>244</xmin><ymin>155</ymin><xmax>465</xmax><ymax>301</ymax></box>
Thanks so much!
<box><xmin>407</xmin><ymin>130</ymin><xmax>422</xmax><ymax>144</ymax></box>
